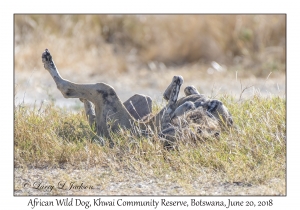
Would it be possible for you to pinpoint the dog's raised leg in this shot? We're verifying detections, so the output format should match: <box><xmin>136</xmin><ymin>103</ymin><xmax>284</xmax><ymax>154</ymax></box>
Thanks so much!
<box><xmin>42</xmin><ymin>49</ymin><xmax>134</xmax><ymax>146</ymax></box>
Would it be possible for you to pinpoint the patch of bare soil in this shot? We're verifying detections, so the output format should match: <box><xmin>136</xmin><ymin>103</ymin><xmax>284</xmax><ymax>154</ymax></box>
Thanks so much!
<box><xmin>15</xmin><ymin>68</ymin><xmax>285</xmax><ymax>109</ymax></box>
<box><xmin>14</xmin><ymin>168</ymin><xmax>285</xmax><ymax>196</ymax></box>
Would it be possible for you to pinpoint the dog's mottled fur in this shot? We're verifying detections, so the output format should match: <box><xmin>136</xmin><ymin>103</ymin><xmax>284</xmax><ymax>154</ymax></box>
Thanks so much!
<box><xmin>42</xmin><ymin>49</ymin><xmax>232</xmax><ymax>147</ymax></box>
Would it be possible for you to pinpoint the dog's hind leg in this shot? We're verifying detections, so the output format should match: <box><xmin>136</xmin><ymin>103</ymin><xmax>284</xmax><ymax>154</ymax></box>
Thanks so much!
<box><xmin>184</xmin><ymin>85</ymin><xmax>200</xmax><ymax>96</ymax></box>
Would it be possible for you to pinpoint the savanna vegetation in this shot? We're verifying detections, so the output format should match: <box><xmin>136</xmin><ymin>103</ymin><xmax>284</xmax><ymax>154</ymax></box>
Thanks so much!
<box><xmin>15</xmin><ymin>15</ymin><xmax>285</xmax><ymax>76</ymax></box>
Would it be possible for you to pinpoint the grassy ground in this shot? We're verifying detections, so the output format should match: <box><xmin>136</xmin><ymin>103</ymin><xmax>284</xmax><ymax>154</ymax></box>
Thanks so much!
<box><xmin>14</xmin><ymin>94</ymin><xmax>286</xmax><ymax>195</ymax></box>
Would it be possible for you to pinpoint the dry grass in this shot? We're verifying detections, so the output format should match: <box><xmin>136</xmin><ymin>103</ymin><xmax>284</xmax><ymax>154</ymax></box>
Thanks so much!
<box><xmin>15</xmin><ymin>14</ymin><xmax>285</xmax><ymax>77</ymax></box>
<box><xmin>14</xmin><ymin>94</ymin><xmax>286</xmax><ymax>195</ymax></box>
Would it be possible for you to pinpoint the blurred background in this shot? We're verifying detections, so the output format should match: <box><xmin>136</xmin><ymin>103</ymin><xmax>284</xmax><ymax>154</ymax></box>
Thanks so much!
<box><xmin>14</xmin><ymin>14</ymin><xmax>286</xmax><ymax>108</ymax></box>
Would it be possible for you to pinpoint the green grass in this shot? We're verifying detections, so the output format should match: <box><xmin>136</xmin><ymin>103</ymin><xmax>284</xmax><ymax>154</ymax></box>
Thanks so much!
<box><xmin>14</xmin><ymin>94</ymin><xmax>286</xmax><ymax>191</ymax></box>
